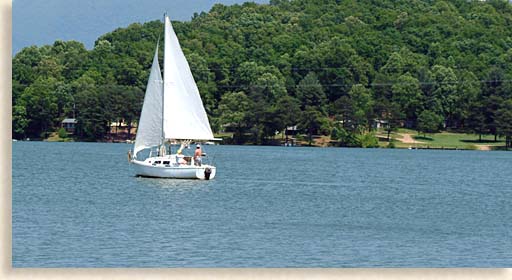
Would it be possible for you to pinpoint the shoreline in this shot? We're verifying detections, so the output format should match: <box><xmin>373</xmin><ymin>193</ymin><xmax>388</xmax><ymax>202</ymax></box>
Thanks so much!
<box><xmin>12</xmin><ymin>138</ymin><xmax>509</xmax><ymax>151</ymax></box>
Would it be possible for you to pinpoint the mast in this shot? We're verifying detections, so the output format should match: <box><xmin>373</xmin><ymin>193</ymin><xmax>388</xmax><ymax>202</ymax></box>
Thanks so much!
<box><xmin>161</xmin><ymin>13</ymin><xmax>166</xmax><ymax>147</ymax></box>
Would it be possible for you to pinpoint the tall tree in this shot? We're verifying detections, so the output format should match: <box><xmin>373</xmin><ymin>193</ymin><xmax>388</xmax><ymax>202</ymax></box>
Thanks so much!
<box><xmin>431</xmin><ymin>65</ymin><xmax>458</xmax><ymax>127</ymax></box>
<box><xmin>12</xmin><ymin>105</ymin><xmax>28</xmax><ymax>140</ymax></box>
<box><xmin>299</xmin><ymin>106</ymin><xmax>330</xmax><ymax>146</ymax></box>
<box><xmin>391</xmin><ymin>73</ymin><xmax>422</xmax><ymax>123</ymax></box>
<box><xmin>417</xmin><ymin>110</ymin><xmax>443</xmax><ymax>137</ymax></box>
<box><xmin>466</xmin><ymin>100</ymin><xmax>487</xmax><ymax>142</ymax></box>
<box><xmin>348</xmin><ymin>84</ymin><xmax>374</xmax><ymax>132</ymax></box>
<box><xmin>296</xmin><ymin>72</ymin><xmax>327</xmax><ymax>111</ymax></box>
<box><xmin>374</xmin><ymin>98</ymin><xmax>404</xmax><ymax>141</ymax></box>
<box><xmin>19</xmin><ymin>77</ymin><xmax>59</xmax><ymax>138</ymax></box>
<box><xmin>495</xmin><ymin>99</ymin><xmax>512</xmax><ymax>148</ymax></box>
<box><xmin>215</xmin><ymin>91</ymin><xmax>253</xmax><ymax>144</ymax></box>
<box><xmin>75</xmin><ymin>88</ymin><xmax>112</xmax><ymax>141</ymax></box>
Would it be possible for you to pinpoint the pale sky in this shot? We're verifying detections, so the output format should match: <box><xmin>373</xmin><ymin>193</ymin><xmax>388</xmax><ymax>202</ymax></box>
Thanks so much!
<box><xmin>13</xmin><ymin>0</ymin><xmax>268</xmax><ymax>54</ymax></box>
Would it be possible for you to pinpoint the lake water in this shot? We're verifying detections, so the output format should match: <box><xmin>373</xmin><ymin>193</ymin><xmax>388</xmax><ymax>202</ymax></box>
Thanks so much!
<box><xmin>12</xmin><ymin>142</ymin><xmax>512</xmax><ymax>267</ymax></box>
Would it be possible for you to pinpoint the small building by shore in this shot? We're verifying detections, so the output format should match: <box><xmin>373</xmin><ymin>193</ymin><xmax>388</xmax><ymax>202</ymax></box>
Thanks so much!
<box><xmin>61</xmin><ymin>118</ymin><xmax>77</xmax><ymax>134</ymax></box>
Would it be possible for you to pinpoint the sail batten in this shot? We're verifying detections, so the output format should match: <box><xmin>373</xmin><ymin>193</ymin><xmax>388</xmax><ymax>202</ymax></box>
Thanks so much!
<box><xmin>133</xmin><ymin>46</ymin><xmax>163</xmax><ymax>157</ymax></box>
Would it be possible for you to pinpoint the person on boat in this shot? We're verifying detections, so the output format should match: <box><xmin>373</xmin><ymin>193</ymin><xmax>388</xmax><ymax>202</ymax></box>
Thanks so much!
<box><xmin>176</xmin><ymin>148</ymin><xmax>187</xmax><ymax>165</ymax></box>
<box><xmin>194</xmin><ymin>144</ymin><xmax>202</xmax><ymax>166</ymax></box>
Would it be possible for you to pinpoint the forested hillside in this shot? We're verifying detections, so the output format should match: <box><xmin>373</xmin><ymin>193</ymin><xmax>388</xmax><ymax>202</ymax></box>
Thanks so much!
<box><xmin>12</xmin><ymin>0</ymin><xmax>512</xmax><ymax>146</ymax></box>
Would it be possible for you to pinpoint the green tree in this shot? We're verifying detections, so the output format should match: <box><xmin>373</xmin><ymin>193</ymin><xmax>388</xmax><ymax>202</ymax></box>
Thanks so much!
<box><xmin>35</xmin><ymin>56</ymin><xmax>63</xmax><ymax>80</ymax></box>
<box><xmin>466</xmin><ymin>100</ymin><xmax>487</xmax><ymax>142</ymax></box>
<box><xmin>274</xmin><ymin>95</ymin><xmax>301</xmax><ymax>142</ymax></box>
<box><xmin>374</xmin><ymin>52</ymin><xmax>405</xmax><ymax>101</ymax></box>
<box><xmin>299</xmin><ymin>106</ymin><xmax>331</xmax><ymax>146</ymax></box>
<box><xmin>296</xmin><ymin>72</ymin><xmax>327</xmax><ymax>111</ymax></box>
<box><xmin>105</xmin><ymin>85</ymin><xmax>144</xmax><ymax>140</ymax></box>
<box><xmin>12</xmin><ymin>105</ymin><xmax>28</xmax><ymax>139</ymax></box>
<box><xmin>374</xmin><ymin>98</ymin><xmax>404</xmax><ymax>141</ymax></box>
<box><xmin>391</xmin><ymin>73</ymin><xmax>422</xmax><ymax>122</ymax></box>
<box><xmin>359</xmin><ymin>133</ymin><xmax>379</xmax><ymax>148</ymax></box>
<box><xmin>51</xmin><ymin>40</ymin><xmax>90</xmax><ymax>81</ymax></box>
<box><xmin>58</xmin><ymin>127</ymin><xmax>68</xmax><ymax>139</ymax></box>
<box><xmin>431</xmin><ymin>65</ymin><xmax>458</xmax><ymax>127</ymax></box>
<box><xmin>333</xmin><ymin>95</ymin><xmax>357</xmax><ymax>132</ymax></box>
<box><xmin>348</xmin><ymin>84</ymin><xmax>374</xmax><ymax>131</ymax></box>
<box><xmin>455</xmin><ymin>70</ymin><xmax>480</xmax><ymax>128</ymax></box>
<box><xmin>19</xmin><ymin>77</ymin><xmax>59</xmax><ymax>138</ymax></box>
<box><xmin>254</xmin><ymin>72</ymin><xmax>287</xmax><ymax>103</ymax></box>
<box><xmin>215</xmin><ymin>91</ymin><xmax>253</xmax><ymax>144</ymax></box>
<box><xmin>13</xmin><ymin>46</ymin><xmax>43</xmax><ymax>85</ymax></box>
<box><xmin>257</xmin><ymin>107</ymin><xmax>283</xmax><ymax>144</ymax></box>
<box><xmin>113</xmin><ymin>57</ymin><xmax>144</xmax><ymax>87</ymax></box>
<box><xmin>484</xmin><ymin>95</ymin><xmax>503</xmax><ymax>141</ymax></box>
<box><xmin>331</xmin><ymin>124</ymin><xmax>360</xmax><ymax>147</ymax></box>
<box><xmin>495</xmin><ymin>99</ymin><xmax>512</xmax><ymax>148</ymax></box>
<box><xmin>75</xmin><ymin>88</ymin><xmax>112</xmax><ymax>141</ymax></box>
<box><xmin>417</xmin><ymin>110</ymin><xmax>443</xmax><ymax>137</ymax></box>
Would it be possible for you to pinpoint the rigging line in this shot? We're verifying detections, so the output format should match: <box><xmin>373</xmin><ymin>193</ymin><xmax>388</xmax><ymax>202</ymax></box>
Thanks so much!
<box><xmin>29</xmin><ymin>65</ymin><xmax>511</xmax><ymax>71</ymax></box>
<box><xmin>13</xmin><ymin>80</ymin><xmax>511</xmax><ymax>91</ymax></box>
<box><xmin>211</xmin><ymin>79</ymin><xmax>512</xmax><ymax>88</ymax></box>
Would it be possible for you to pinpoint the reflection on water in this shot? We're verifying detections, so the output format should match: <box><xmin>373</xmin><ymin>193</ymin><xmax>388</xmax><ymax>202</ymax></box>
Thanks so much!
<box><xmin>136</xmin><ymin>176</ymin><xmax>212</xmax><ymax>190</ymax></box>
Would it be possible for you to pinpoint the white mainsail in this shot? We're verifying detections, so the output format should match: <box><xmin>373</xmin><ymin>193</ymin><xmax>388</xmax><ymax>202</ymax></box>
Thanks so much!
<box><xmin>133</xmin><ymin>46</ymin><xmax>163</xmax><ymax>157</ymax></box>
<box><xmin>163</xmin><ymin>16</ymin><xmax>215</xmax><ymax>140</ymax></box>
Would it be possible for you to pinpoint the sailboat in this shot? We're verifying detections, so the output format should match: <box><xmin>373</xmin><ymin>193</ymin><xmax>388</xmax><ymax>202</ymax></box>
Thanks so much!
<box><xmin>129</xmin><ymin>15</ymin><xmax>217</xmax><ymax>180</ymax></box>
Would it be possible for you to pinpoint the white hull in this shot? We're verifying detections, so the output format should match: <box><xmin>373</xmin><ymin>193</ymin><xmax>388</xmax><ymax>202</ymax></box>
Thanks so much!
<box><xmin>131</xmin><ymin>156</ymin><xmax>216</xmax><ymax>180</ymax></box>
